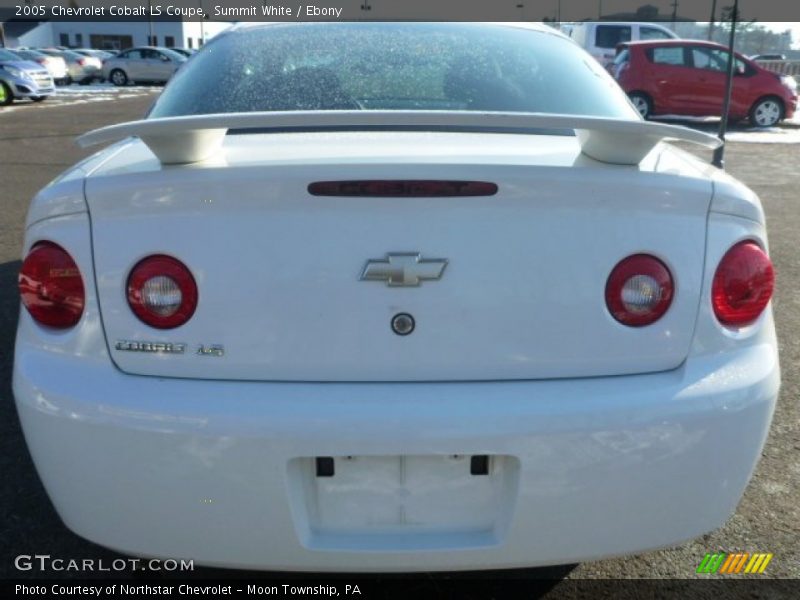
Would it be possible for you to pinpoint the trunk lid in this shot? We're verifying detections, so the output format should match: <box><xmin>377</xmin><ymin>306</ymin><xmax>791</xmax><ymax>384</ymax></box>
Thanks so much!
<box><xmin>86</xmin><ymin>131</ymin><xmax>711</xmax><ymax>381</ymax></box>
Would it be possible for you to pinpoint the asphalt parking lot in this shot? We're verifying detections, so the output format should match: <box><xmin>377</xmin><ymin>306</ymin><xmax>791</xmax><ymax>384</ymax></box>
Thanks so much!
<box><xmin>0</xmin><ymin>82</ymin><xmax>158</xmax><ymax>115</ymax></box>
<box><xmin>0</xmin><ymin>92</ymin><xmax>798</xmax><ymax>585</ymax></box>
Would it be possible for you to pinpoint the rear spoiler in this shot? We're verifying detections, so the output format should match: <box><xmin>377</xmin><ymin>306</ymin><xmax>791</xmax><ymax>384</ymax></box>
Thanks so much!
<box><xmin>76</xmin><ymin>110</ymin><xmax>721</xmax><ymax>166</ymax></box>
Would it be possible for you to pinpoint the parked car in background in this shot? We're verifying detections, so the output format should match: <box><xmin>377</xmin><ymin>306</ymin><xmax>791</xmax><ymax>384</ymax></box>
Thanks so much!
<box><xmin>751</xmin><ymin>54</ymin><xmax>787</xmax><ymax>62</ymax></box>
<box><xmin>38</xmin><ymin>48</ymin><xmax>102</xmax><ymax>84</ymax></box>
<box><xmin>565</xmin><ymin>21</ymin><xmax>678</xmax><ymax>67</ymax></box>
<box><xmin>73</xmin><ymin>48</ymin><xmax>116</xmax><ymax>62</ymax></box>
<box><xmin>0</xmin><ymin>48</ymin><xmax>54</xmax><ymax>105</ymax></box>
<box><xmin>169</xmin><ymin>48</ymin><xmax>196</xmax><ymax>58</ymax></box>
<box><xmin>8</xmin><ymin>48</ymin><xmax>69</xmax><ymax>85</ymax></box>
<box><xmin>102</xmin><ymin>46</ymin><xmax>187</xmax><ymax>85</ymax></box>
<box><xmin>614</xmin><ymin>40</ymin><xmax>798</xmax><ymax>127</ymax></box>
<box><xmin>14</xmin><ymin>22</ymin><xmax>780</xmax><ymax>572</ymax></box>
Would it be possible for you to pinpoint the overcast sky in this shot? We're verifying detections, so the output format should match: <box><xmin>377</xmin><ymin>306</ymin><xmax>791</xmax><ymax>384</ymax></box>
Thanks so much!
<box><xmin>762</xmin><ymin>23</ymin><xmax>800</xmax><ymax>48</ymax></box>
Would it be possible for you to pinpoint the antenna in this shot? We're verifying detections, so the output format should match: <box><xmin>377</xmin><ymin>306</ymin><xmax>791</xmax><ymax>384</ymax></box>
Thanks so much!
<box><xmin>712</xmin><ymin>0</ymin><xmax>739</xmax><ymax>169</ymax></box>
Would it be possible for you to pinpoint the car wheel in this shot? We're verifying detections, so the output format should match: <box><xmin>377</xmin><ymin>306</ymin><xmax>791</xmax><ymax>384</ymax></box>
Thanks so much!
<box><xmin>110</xmin><ymin>69</ymin><xmax>129</xmax><ymax>86</ymax></box>
<box><xmin>628</xmin><ymin>92</ymin><xmax>652</xmax><ymax>119</ymax></box>
<box><xmin>749</xmin><ymin>97</ymin><xmax>784</xmax><ymax>128</ymax></box>
<box><xmin>0</xmin><ymin>81</ymin><xmax>12</xmax><ymax>106</ymax></box>
<box><xmin>32</xmin><ymin>96</ymin><xmax>47</xmax><ymax>102</ymax></box>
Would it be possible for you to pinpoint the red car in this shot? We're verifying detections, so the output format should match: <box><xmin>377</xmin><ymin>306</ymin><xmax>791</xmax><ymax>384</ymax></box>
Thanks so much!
<box><xmin>614</xmin><ymin>40</ymin><xmax>798</xmax><ymax>127</ymax></box>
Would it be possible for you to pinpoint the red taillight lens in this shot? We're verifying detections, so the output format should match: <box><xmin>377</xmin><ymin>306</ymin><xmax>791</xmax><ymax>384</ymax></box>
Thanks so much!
<box><xmin>19</xmin><ymin>242</ymin><xmax>85</xmax><ymax>329</ymax></box>
<box><xmin>606</xmin><ymin>254</ymin><xmax>674</xmax><ymax>327</ymax></box>
<box><xmin>127</xmin><ymin>255</ymin><xmax>198</xmax><ymax>329</ymax></box>
<box><xmin>712</xmin><ymin>241</ymin><xmax>774</xmax><ymax>327</ymax></box>
<box><xmin>77</xmin><ymin>58</ymin><xmax>87</xmax><ymax>66</ymax></box>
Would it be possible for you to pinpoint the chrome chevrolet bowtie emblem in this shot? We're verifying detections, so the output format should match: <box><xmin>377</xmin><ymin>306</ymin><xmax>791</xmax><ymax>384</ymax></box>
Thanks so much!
<box><xmin>361</xmin><ymin>253</ymin><xmax>448</xmax><ymax>287</ymax></box>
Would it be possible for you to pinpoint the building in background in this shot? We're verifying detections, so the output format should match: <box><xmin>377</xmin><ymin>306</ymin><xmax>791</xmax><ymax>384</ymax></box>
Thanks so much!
<box><xmin>1</xmin><ymin>19</ymin><xmax>230</xmax><ymax>50</ymax></box>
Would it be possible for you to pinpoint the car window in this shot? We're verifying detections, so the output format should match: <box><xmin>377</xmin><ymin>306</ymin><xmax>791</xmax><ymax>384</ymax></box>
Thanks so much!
<box><xmin>594</xmin><ymin>25</ymin><xmax>632</xmax><ymax>49</ymax></box>
<box><xmin>158</xmin><ymin>48</ymin><xmax>188</xmax><ymax>62</ymax></box>
<box><xmin>123</xmin><ymin>50</ymin><xmax>143</xmax><ymax>60</ymax></box>
<box><xmin>640</xmin><ymin>27</ymin><xmax>673</xmax><ymax>41</ymax></box>
<box><xmin>691</xmin><ymin>47</ymin><xmax>727</xmax><ymax>71</ymax></box>
<box><xmin>648</xmin><ymin>47</ymin><xmax>687</xmax><ymax>66</ymax></box>
<box><xmin>150</xmin><ymin>23</ymin><xmax>638</xmax><ymax>119</ymax></box>
<box><xmin>0</xmin><ymin>49</ymin><xmax>20</xmax><ymax>61</ymax></box>
<box><xmin>614</xmin><ymin>49</ymin><xmax>630</xmax><ymax>66</ymax></box>
<box><xmin>713</xmin><ymin>50</ymin><xmax>749</xmax><ymax>74</ymax></box>
<box><xmin>691</xmin><ymin>47</ymin><xmax>748</xmax><ymax>73</ymax></box>
<box><xmin>141</xmin><ymin>49</ymin><xmax>160</xmax><ymax>60</ymax></box>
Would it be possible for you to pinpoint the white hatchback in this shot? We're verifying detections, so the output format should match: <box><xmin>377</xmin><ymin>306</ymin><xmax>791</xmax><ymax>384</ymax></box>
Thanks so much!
<box><xmin>13</xmin><ymin>22</ymin><xmax>779</xmax><ymax>572</ymax></box>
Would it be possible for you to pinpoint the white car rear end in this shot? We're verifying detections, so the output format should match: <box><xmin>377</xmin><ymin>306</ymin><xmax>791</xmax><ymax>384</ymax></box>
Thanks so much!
<box><xmin>41</xmin><ymin>54</ymin><xmax>68</xmax><ymax>82</ymax></box>
<box><xmin>13</xmin><ymin>23</ymin><xmax>779</xmax><ymax>572</ymax></box>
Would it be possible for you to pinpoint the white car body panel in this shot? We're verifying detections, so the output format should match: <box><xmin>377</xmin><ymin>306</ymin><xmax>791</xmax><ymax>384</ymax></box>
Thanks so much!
<box><xmin>13</xmin><ymin>130</ymin><xmax>780</xmax><ymax>570</ymax></box>
<box><xmin>13</xmin><ymin>205</ymin><xmax>779</xmax><ymax>571</ymax></box>
<box><xmin>85</xmin><ymin>132</ymin><xmax>714</xmax><ymax>382</ymax></box>
<box><xmin>76</xmin><ymin>110</ymin><xmax>720</xmax><ymax>165</ymax></box>
<box><xmin>12</xmin><ymin>19</ymin><xmax>779</xmax><ymax>569</ymax></box>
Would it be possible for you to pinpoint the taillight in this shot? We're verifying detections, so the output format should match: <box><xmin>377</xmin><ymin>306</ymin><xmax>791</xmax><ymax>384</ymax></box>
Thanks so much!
<box><xmin>77</xmin><ymin>58</ymin><xmax>87</xmax><ymax>66</ymax></box>
<box><xmin>712</xmin><ymin>241</ymin><xmax>774</xmax><ymax>327</ymax></box>
<box><xmin>18</xmin><ymin>242</ymin><xmax>85</xmax><ymax>329</ymax></box>
<box><xmin>606</xmin><ymin>254</ymin><xmax>674</xmax><ymax>327</ymax></box>
<box><xmin>127</xmin><ymin>255</ymin><xmax>197</xmax><ymax>329</ymax></box>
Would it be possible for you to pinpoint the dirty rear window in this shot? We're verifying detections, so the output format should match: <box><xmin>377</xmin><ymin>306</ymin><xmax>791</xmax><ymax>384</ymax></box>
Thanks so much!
<box><xmin>149</xmin><ymin>23</ymin><xmax>637</xmax><ymax>120</ymax></box>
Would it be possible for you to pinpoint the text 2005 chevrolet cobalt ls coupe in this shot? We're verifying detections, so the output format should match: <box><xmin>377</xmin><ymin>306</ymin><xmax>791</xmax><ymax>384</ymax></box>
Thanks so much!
<box><xmin>14</xmin><ymin>23</ymin><xmax>779</xmax><ymax>571</ymax></box>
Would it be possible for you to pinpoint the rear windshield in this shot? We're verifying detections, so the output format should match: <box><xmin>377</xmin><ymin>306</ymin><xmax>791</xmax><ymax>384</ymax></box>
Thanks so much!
<box><xmin>149</xmin><ymin>23</ymin><xmax>637</xmax><ymax>119</ymax></box>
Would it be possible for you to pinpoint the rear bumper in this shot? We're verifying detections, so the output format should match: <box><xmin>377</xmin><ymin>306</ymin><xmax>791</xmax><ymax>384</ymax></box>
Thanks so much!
<box><xmin>68</xmin><ymin>66</ymin><xmax>101</xmax><ymax>81</ymax></box>
<box><xmin>785</xmin><ymin>94</ymin><xmax>797</xmax><ymax>119</ymax></box>
<box><xmin>13</xmin><ymin>342</ymin><xmax>778</xmax><ymax>572</ymax></box>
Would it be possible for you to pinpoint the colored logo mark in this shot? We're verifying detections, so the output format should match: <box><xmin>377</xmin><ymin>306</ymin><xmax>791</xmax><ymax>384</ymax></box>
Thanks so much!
<box><xmin>697</xmin><ymin>552</ymin><xmax>773</xmax><ymax>574</ymax></box>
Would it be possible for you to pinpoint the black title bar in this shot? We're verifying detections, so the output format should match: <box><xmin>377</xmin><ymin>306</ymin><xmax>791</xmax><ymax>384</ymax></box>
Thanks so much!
<box><xmin>1</xmin><ymin>0</ymin><xmax>799</xmax><ymax>22</ymax></box>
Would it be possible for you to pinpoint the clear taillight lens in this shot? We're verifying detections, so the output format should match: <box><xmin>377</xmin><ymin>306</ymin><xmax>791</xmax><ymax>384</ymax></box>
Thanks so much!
<box><xmin>712</xmin><ymin>241</ymin><xmax>774</xmax><ymax>327</ymax></box>
<box><xmin>606</xmin><ymin>254</ymin><xmax>674</xmax><ymax>327</ymax></box>
<box><xmin>127</xmin><ymin>255</ymin><xmax>197</xmax><ymax>329</ymax></box>
<box><xmin>19</xmin><ymin>242</ymin><xmax>85</xmax><ymax>329</ymax></box>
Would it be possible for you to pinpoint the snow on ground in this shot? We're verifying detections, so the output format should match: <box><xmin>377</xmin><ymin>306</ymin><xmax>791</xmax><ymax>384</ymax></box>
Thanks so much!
<box><xmin>654</xmin><ymin>114</ymin><xmax>800</xmax><ymax>144</ymax></box>
<box><xmin>724</xmin><ymin>127</ymin><xmax>800</xmax><ymax>144</ymax></box>
<box><xmin>0</xmin><ymin>82</ymin><xmax>159</xmax><ymax>114</ymax></box>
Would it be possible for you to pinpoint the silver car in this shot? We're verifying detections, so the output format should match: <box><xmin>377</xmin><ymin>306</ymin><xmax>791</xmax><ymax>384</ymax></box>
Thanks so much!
<box><xmin>73</xmin><ymin>48</ymin><xmax>115</xmax><ymax>62</ymax></box>
<box><xmin>0</xmin><ymin>48</ymin><xmax>55</xmax><ymax>105</ymax></box>
<box><xmin>102</xmin><ymin>46</ymin><xmax>186</xmax><ymax>86</ymax></box>
<box><xmin>39</xmin><ymin>48</ymin><xmax>102</xmax><ymax>85</ymax></box>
